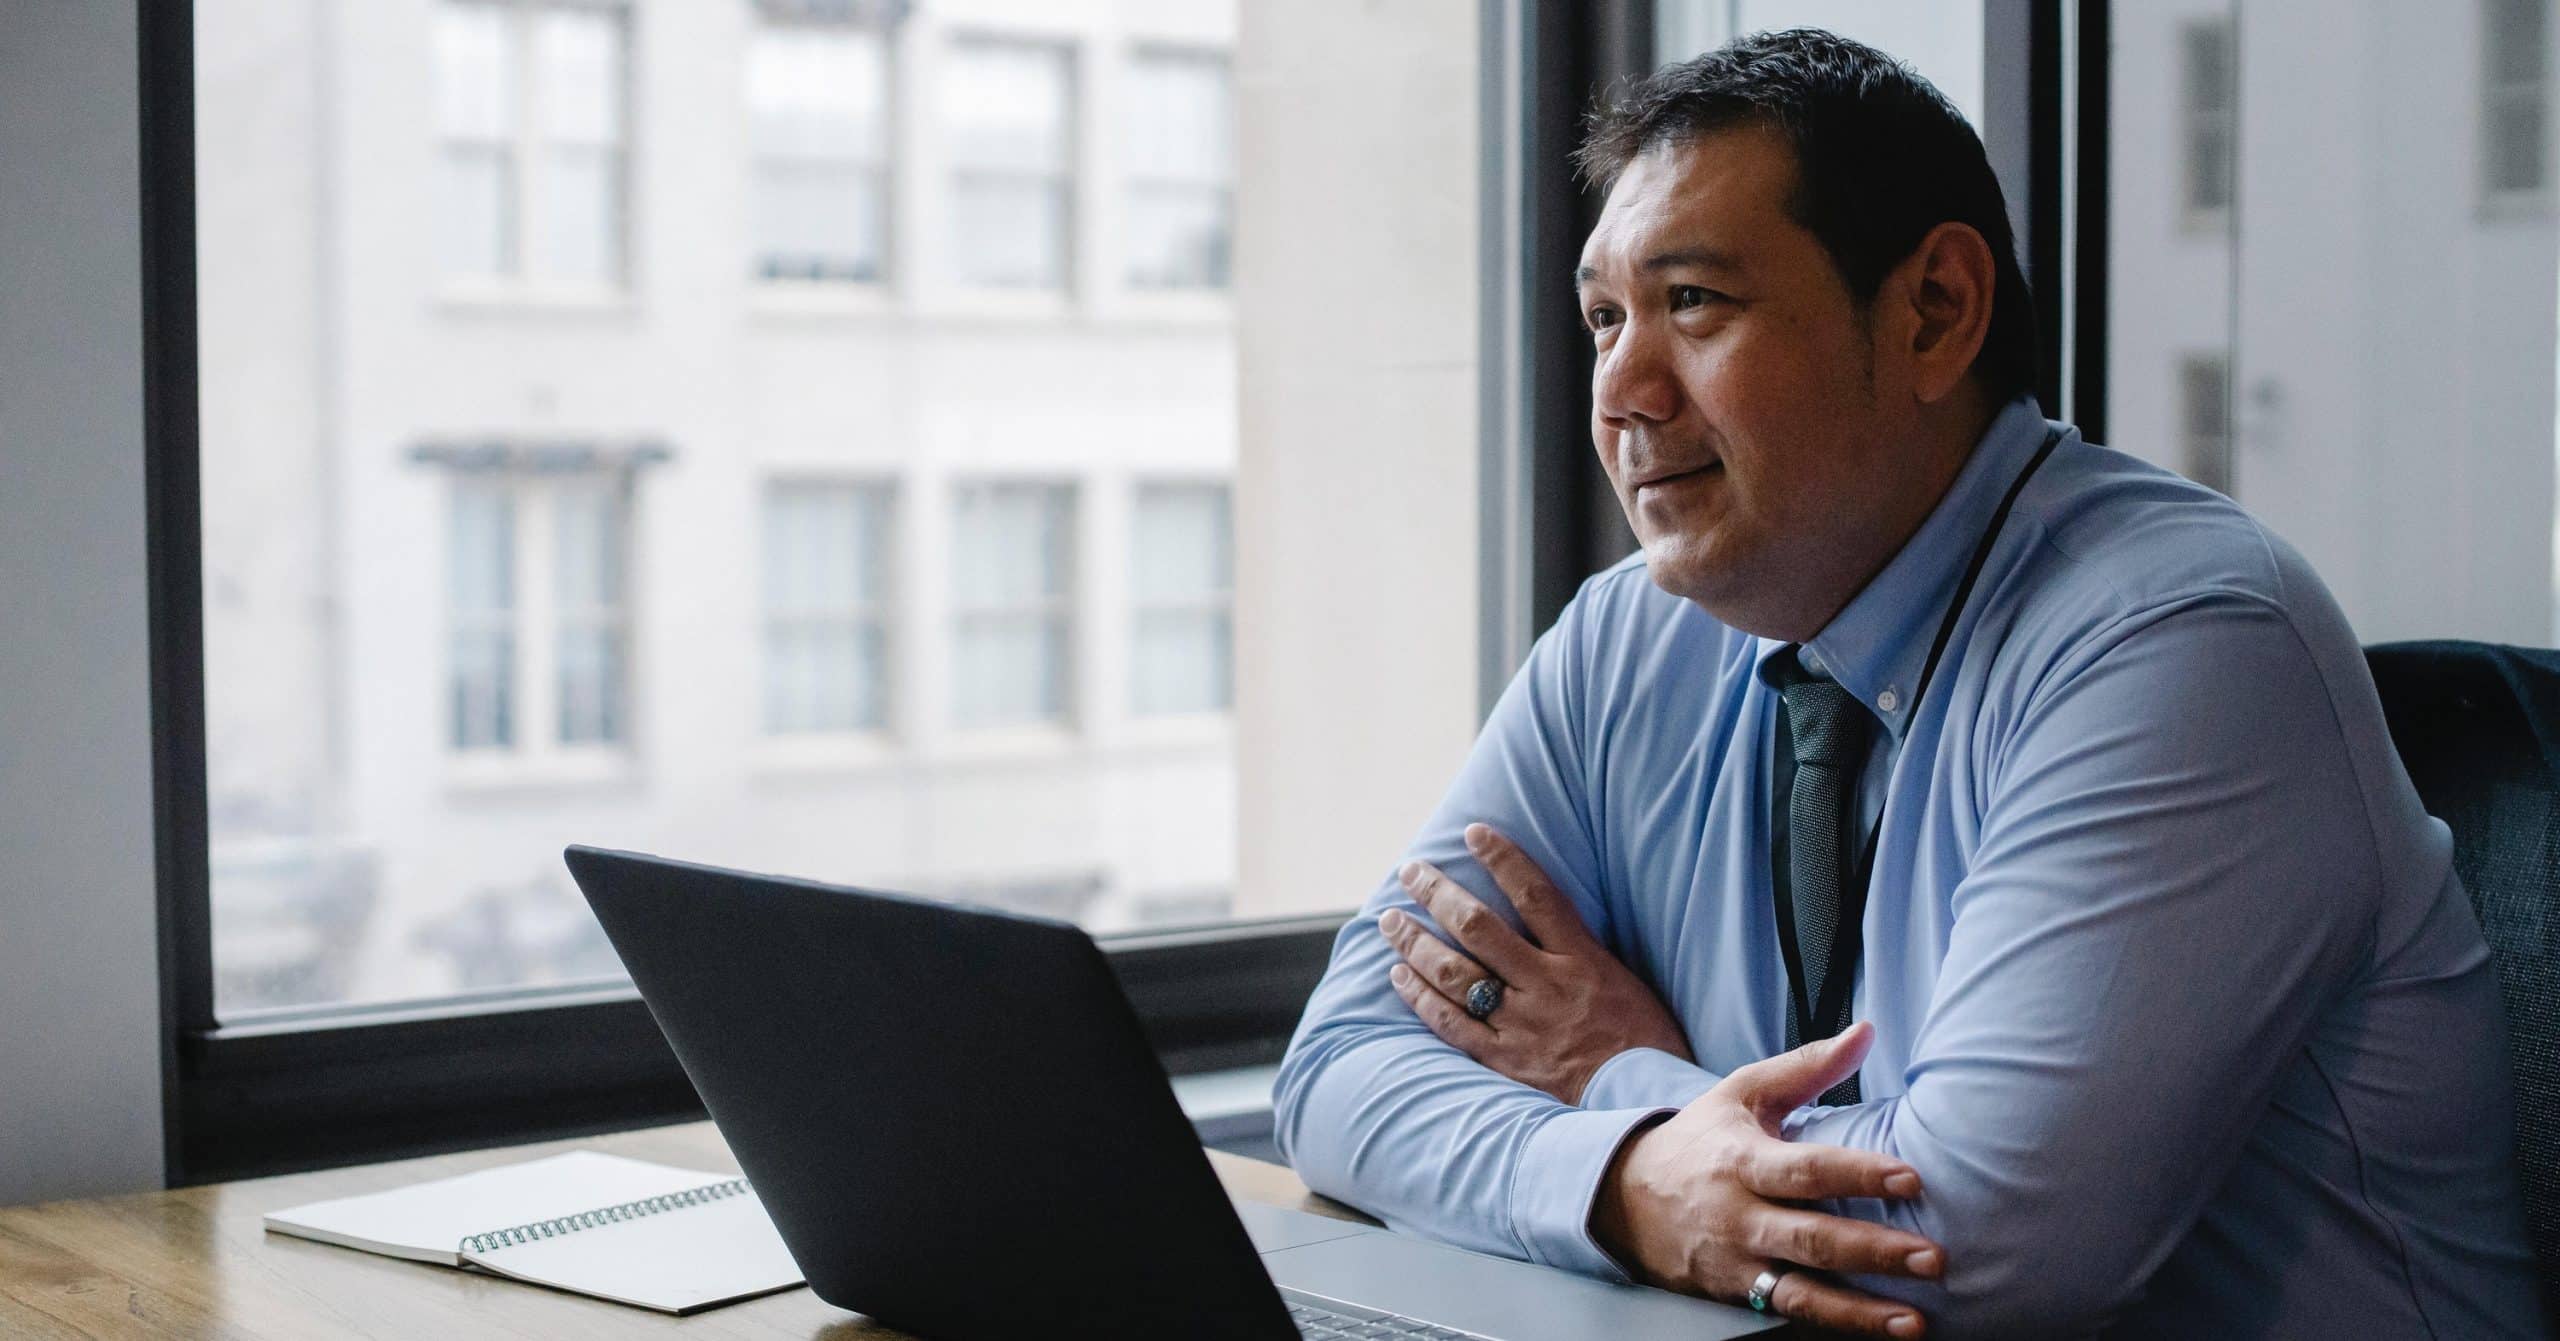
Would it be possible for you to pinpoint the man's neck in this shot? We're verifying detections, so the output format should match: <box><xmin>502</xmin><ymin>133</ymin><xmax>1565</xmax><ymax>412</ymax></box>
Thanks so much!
<box><xmin>1734</xmin><ymin>390</ymin><xmax>2004</xmax><ymax>644</ymax></box>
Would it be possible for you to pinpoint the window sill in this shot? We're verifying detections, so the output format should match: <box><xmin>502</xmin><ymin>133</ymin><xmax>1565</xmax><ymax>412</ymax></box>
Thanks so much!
<box><xmin>434</xmin><ymin>285</ymin><xmax>639</xmax><ymax>320</ymax></box>
<box><xmin>1088</xmin><ymin>289</ymin><xmax>1235</xmax><ymax>330</ymax></box>
<box><xmin>443</xmin><ymin>748</ymin><xmax>641</xmax><ymax>796</ymax></box>
<box><xmin>746</xmin><ymin>280</ymin><xmax>900</xmax><ymax>322</ymax></box>
<box><xmin>747</xmin><ymin>729</ymin><xmax>904</xmax><ymax>779</ymax></box>
<box><xmin>936</xmin><ymin>722</ymin><xmax>1082</xmax><ymax>760</ymax></box>
<box><xmin>1115</xmin><ymin>710</ymin><xmax>1234</xmax><ymax>753</ymax></box>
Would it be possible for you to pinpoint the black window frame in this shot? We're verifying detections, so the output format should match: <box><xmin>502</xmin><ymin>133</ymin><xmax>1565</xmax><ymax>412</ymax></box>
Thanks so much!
<box><xmin>145</xmin><ymin>0</ymin><xmax>2099</xmax><ymax>1186</ymax></box>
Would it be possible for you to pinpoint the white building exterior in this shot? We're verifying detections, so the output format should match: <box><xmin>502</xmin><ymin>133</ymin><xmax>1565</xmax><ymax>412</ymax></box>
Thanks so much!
<box><xmin>2108</xmin><ymin>0</ymin><xmax>2560</xmax><ymax>647</ymax></box>
<box><xmin>199</xmin><ymin>0</ymin><xmax>1254</xmax><ymax>1009</ymax></box>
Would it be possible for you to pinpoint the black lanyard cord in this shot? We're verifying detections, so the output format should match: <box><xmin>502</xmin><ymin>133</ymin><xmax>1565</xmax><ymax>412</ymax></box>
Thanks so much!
<box><xmin>1791</xmin><ymin>424</ymin><xmax>2066</xmax><ymax>1038</ymax></box>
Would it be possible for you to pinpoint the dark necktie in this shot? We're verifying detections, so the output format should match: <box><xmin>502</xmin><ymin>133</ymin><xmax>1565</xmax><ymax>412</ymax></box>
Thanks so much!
<box><xmin>1771</xmin><ymin>650</ymin><xmax>1871</xmax><ymax>1105</ymax></box>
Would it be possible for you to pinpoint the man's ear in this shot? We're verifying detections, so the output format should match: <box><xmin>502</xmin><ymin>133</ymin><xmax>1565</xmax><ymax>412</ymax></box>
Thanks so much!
<box><xmin>1893</xmin><ymin>222</ymin><xmax>1997</xmax><ymax>406</ymax></box>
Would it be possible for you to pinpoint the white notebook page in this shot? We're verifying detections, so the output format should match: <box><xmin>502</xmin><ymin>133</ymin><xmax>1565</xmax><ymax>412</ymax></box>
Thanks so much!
<box><xmin>263</xmin><ymin>1152</ymin><xmax>739</xmax><ymax>1264</ymax></box>
<box><xmin>463</xmin><ymin>1183</ymin><xmax>804</xmax><ymax>1314</ymax></box>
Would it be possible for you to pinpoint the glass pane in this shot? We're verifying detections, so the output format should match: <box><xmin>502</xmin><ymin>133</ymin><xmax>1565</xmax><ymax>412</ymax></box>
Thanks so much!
<box><xmin>1126</xmin><ymin>184</ymin><xmax>1231</xmax><ymax>289</ymax></box>
<box><xmin>447</xmin><ymin>481</ymin><xmax>516</xmax><ymax>751</ymax></box>
<box><xmin>536</xmin><ymin>7</ymin><xmax>624</xmax><ymax>147</ymax></box>
<box><xmin>753</xmin><ymin>162</ymin><xmax>888</xmax><ymax>281</ymax></box>
<box><xmin>556</xmin><ymin>622</ymin><xmax>626</xmax><ymax>744</ymax></box>
<box><xmin>943</xmin><ymin>39</ymin><xmax>1071</xmax><ymax>175</ymax></box>
<box><xmin>2110</xmin><ymin>0</ymin><xmax>2560</xmax><ymax>644</ymax></box>
<box><xmin>763</xmin><ymin>484</ymin><xmax>891</xmax><ymax>733</ymax></box>
<box><xmin>1132</xmin><ymin>609</ymin><xmax>1231</xmax><ymax>716</ymax></box>
<box><xmin>199</xmin><ymin>0</ymin><xmax>1482</xmax><ymax>1010</ymax></box>
<box><xmin>953</xmin><ymin>613</ymin><xmax>1067</xmax><ymax>727</ymax></box>
<box><xmin>1125</xmin><ymin>52</ymin><xmax>1231</xmax><ymax>184</ymax></box>
<box><xmin>746</xmin><ymin>26</ymin><xmax>889</xmax><ymax>162</ymax></box>
<box><xmin>1657</xmin><ymin>2</ymin><xmax>1988</xmax><ymax>125</ymax></box>
<box><xmin>553</xmin><ymin>481</ymin><xmax>624</xmax><ymax>611</ymax></box>
<box><xmin>434</xmin><ymin>3</ymin><xmax>515</xmax><ymax>140</ymax></box>
<box><xmin>1132</xmin><ymin>482</ymin><xmax>1230</xmax><ymax>603</ymax></box>
<box><xmin>534</xmin><ymin>147</ymin><xmax>622</xmax><ymax>285</ymax></box>
<box><xmin>951</xmin><ymin>482</ymin><xmax>1069</xmax><ymax>607</ymax></box>
<box><xmin>440</xmin><ymin>146</ymin><xmax>516</xmax><ymax>278</ymax></box>
<box><xmin>951</xmin><ymin>175</ymin><xmax>1068</xmax><ymax>288</ymax></box>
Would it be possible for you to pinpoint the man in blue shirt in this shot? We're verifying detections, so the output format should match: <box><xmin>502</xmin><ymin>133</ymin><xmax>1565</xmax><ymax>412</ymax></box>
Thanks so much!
<box><xmin>1273</xmin><ymin>29</ymin><xmax>2545</xmax><ymax>1339</ymax></box>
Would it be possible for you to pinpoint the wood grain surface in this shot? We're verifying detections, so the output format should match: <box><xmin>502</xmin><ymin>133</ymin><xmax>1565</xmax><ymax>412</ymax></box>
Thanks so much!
<box><xmin>0</xmin><ymin>1121</ymin><xmax>1355</xmax><ymax>1339</ymax></box>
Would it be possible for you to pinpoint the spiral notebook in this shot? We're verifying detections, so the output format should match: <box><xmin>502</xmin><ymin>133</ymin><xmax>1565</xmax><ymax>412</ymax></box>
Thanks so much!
<box><xmin>262</xmin><ymin>1151</ymin><xmax>806</xmax><ymax>1314</ymax></box>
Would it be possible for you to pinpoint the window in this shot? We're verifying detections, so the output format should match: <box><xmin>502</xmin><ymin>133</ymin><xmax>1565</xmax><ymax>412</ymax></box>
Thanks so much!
<box><xmin>2113</xmin><ymin>2</ymin><xmax>2560</xmax><ymax>646</ymax></box>
<box><xmin>2176</xmin><ymin>354</ymin><xmax>2232</xmax><ymax>496</ymax></box>
<box><xmin>434</xmin><ymin>1</ymin><xmax>629</xmax><ymax>288</ymax></box>
<box><xmin>444</xmin><ymin>473</ymin><xmax>633</xmax><ymax>757</ymax></box>
<box><xmin>944</xmin><ymin>37</ymin><xmax>1073</xmax><ymax>290</ymax></box>
<box><xmin>181</xmin><ymin>0</ymin><xmax>1503</xmax><ymax>1176</ymax></box>
<box><xmin>1123</xmin><ymin>51</ymin><xmax>1233</xmax><ymax>290</ymax></box>
<box><xmin>745</xmin><ymin>21</ymin><xmax>892</xmax><ymax>282</ymax></box>
<box><xmin>1130</xmin><ymin>482</ymin><xmax>1233</xmax><ymax>715</ymax></box>
<box><xmin>763</xmin><ymin>482</ymin><xmax>894</xmax><ymax>734</ymax></box>
<box><xmin>2179</xmin><ymin>19</ymin><xmax>2235</xmax><ymax>222</ymax></box>
<box><xmin>950</xmin><ymin>482</ymin><xmax>1074</xmax><ymax>728</ymax></box>
<box><xmin>2484</xmin><ymin>0</ymin><xmax>2551</xmax><ymax>200</ymax></box>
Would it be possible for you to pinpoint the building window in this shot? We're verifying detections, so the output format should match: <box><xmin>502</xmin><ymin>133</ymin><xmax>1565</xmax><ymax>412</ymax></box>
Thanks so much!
<box><xmin>1123</xmin><ymin>50</ymin><xmax>1234</xmax><ymax>290</ymax></box>
<box><xmin>445</xmin><ymin>474</ymin><xmax>632</xmax><ymax>754</ymax></box>
<box><xmin>762</xmin><ymin>482</ymin><xmax>894</xmax><ymax>733</ymax></box>
<box><xmin>2485</xmin><ymin>0</ymin><xmax>2551</xmax><ymax>200</ymax></box>
<box><xmin>944</xmin><ymin>37</ymin><xmax>1074</xmax><ymax>290</ymax></box>
<box><xmin>433</xmin><ymin>1</ymin><xmax>629</xmax><ymax>288</ymax></box>
<box><xmin>1131</xmin><ymin>482</ymin><xmax>1233</xmax><ymax>715</ymax></box>
<box><xmin>745</xmin><ymin>21</ymin><xmax>892</xmax><ymax>282</ymax></box>
<box><xmin>2178</xmin><ymin>354</ymin><xmax>2233</xmax><ymax>497</ymax></box>
<box><xmin>951</xmin><ymin>482</ymin><xmax>1074</xmax><ymax>727</ymax></box>
<box><xmin>2178</xmin><ymin>19</ymin><xmax>2236</xmax><ymax>224</ymax></box>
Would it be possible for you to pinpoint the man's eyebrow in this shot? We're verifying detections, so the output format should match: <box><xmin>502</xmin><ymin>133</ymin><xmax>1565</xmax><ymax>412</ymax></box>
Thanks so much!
<box><xmin>1572</xmin><ymin>248</ymin><xmax>1747</xmax><ymax>292</ymax></box>
<box><xmin>1640</xmin><ymin>247</ymin><xmax>1746</xmax><ymax>274</ymax></box>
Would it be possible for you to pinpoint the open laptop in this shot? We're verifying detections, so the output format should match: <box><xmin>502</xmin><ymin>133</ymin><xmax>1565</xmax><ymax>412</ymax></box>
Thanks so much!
<box><xmin>564</xmin><ymin>845</ymin><xmax>1779</xmax><ymax>1340</ymax></box>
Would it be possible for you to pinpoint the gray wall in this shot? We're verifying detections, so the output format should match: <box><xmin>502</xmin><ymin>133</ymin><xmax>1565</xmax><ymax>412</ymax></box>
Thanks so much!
<box><xmin>0</xmin><ymin>0</ymin><xmax>168</xmax><ymax>1203</ymax></box>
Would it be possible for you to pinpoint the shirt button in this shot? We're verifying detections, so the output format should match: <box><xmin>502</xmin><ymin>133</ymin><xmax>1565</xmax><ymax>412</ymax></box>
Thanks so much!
<box><xmin>1801</xmin><ymin>648</ymin><xmax>1826</xmax><ymax>676</ymax></box>
<box><xmin>1877</xmin><ymin>687</ymin><xmax>1901</xmax><ymax>713</ymax></box>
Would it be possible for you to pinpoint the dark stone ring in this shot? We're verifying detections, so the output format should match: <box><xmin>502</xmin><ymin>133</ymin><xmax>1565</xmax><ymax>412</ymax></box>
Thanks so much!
<box><xmin>1463</xmin><ymin>976</ymin><xmax>1505</xmax><ymax>1022</ymax></box>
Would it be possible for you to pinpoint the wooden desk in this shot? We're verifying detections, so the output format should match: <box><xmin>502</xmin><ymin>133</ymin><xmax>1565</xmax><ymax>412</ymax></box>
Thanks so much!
<box><xmin>0</xmin><ymin>1122</ymin><xmax>1359</xmax><ymax>1339</ymax></box>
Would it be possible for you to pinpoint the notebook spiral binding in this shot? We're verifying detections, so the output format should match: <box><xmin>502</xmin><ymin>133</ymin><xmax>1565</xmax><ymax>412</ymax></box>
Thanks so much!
<box><xmin>457</xmin><ymin>1178</ymin><xmax>753</xmax><ymax>1257</ymax></box>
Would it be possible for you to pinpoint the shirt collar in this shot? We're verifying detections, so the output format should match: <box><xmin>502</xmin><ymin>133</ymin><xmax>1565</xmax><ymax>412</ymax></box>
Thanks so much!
<box><xmin>1753</xmin><ymin>396</ymin><xmax>2060</xmax><ymax>740</ymax></box>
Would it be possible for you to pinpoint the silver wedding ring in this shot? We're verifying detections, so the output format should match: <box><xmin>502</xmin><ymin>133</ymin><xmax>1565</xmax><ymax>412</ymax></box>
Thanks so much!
<box><xmin>1462</xmin><ymin>976</ymin><xmax>1504</xmax><ymax>1022</ymax></box>
<box><xmin>1747</xmin><ymin>1266</ymin><xmax>1789</xmax><ymax>1315</ymax></box>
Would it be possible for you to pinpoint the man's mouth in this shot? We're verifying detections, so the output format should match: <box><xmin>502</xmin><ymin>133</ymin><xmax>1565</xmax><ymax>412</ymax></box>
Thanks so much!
<box><xmin>1634</xmin><ymin>461</ymin><xmax>1723</xmax><ymax>491</ymax></box>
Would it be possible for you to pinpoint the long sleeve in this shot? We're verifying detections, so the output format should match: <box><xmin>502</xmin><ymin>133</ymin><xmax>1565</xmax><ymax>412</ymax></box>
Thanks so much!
<box><xmin>1778</xmin><ymin>594</ymin><xmax>2380</xmax><ymax>1336</ymax></box>
<box><xmin>1272</xmin><ymin>587</ymin><xmax>1692</xmax><ymax>1279</ymax></box>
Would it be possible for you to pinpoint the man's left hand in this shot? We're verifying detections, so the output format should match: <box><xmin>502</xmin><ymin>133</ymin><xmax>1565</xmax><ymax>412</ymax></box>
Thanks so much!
<box><xmin>1382</xmin><ymin>823</ymin><xmax>1695</xmax><ymax>1105</ymax></box>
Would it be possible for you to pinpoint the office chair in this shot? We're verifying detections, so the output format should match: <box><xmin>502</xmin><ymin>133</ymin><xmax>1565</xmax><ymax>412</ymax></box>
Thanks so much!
<box><xmin>2366</xmin><ymin>640</ymin><xmax>2560</xmax><ymax>1322</ymax></box>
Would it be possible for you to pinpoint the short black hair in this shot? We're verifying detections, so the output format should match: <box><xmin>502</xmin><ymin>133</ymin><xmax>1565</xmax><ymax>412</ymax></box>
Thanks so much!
<box><xmin>1574</xmin><ymin>29</ymin><xmax>2037</xmax><ymax>403</ymax></box>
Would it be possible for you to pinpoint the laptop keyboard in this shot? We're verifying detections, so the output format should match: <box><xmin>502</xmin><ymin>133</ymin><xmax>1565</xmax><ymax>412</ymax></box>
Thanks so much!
<box><xmin>1287</xmin><ymin>1299</ymin><xmax>1490</xmax><ymax>1340</ymax></box>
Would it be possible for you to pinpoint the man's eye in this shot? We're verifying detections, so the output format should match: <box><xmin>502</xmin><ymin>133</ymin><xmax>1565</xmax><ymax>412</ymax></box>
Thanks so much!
<box><xmin>1585</xmin><ymin>306</ymin><xmax>1623</xmax><ymax>332</ymax></box>
<box><xmin>1669</xmin><ymin>285</ymin><xmax>1724</xmax><ymax>311</ymax></box>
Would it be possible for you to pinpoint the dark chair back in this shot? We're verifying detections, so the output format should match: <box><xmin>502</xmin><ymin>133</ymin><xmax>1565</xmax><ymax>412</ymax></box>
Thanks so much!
<box><xmin>2367</xmin><ymin>640</ymin><xmax>2560</xmax><ymax>1318</ymax></box>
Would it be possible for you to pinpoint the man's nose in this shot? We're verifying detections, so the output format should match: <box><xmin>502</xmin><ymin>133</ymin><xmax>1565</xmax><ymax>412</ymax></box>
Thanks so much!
<box><xmin>1593</xmin><ymin>318</ymin><xmax>1682</xmax><ymax>428</ymax></box>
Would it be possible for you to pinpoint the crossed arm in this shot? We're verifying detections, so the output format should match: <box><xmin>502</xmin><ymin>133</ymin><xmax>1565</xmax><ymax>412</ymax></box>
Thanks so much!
<box><xmin>1276</xmin><ymin>593</ymin><xmax>2376</xmax><ymax>1338</ymax></box>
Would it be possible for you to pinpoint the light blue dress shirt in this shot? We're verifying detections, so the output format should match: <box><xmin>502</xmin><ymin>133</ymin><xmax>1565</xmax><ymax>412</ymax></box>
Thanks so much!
<box><xmin>1274</xmin><ymin>399</ymin><xmax>2546</xmax><ymax>1338</ymax></box>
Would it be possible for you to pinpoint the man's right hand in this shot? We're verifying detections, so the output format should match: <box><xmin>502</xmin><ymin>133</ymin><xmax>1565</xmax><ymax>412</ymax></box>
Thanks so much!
<box><xmin>1592</xmin><ymin>1022</ymin><xmax>1944</xmax><ymax>1338</ymax></box>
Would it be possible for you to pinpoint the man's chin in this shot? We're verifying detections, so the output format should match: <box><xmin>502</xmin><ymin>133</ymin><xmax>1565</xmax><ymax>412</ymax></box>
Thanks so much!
<box><xmin>1637</xmin><ymin>538</ymin><xmax>1726</xmax><ymax>604</ymax></box>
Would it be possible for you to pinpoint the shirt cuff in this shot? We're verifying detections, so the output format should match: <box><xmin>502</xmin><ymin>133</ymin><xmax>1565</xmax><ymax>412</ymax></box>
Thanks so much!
<box><xmin>1508</xmin><ymin>1105</ymin><xmax>1674</xmax><ymax>1283</ymax></box>
<box><xmin>1578</xmin><ymin>1047</ymin><xmax>1720</xmax><ymax>1112</ymax></box>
